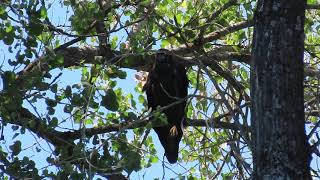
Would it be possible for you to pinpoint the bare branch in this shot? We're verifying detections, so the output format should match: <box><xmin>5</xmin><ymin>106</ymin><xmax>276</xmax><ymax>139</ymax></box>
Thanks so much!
<box><xmin>171</xmin><ymin>19</ymin><xmax>254</xmax><ymax>54</ymax></box>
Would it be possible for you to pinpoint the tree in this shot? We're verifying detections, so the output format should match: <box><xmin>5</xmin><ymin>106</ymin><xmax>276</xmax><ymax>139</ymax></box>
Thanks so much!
<box><xmin>251</xmin><ymin>0</ymin><xmax>311</xmax><ymax>179</ymax></box>
<box><xmin>0</xmin><ymin>0</ymin><xmax>319</xmax><ymax>179</ymax></box>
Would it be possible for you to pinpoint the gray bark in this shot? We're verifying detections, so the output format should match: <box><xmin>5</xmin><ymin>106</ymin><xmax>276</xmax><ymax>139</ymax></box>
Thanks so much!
<box><xmin>251</xmin><ymin>0</ymin><xmax>312</xmax><ymax>179</ymax></box>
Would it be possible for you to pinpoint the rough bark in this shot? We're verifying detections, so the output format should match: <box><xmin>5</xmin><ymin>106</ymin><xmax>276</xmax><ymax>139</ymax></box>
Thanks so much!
<box><xmin>251</xmin><ymin>0</ymin><xmax>312</xmax><ymax>179</ymax></box>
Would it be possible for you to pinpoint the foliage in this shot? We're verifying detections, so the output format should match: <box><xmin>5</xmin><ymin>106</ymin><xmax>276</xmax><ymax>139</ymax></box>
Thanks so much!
<box><xmin>0</xmin><ymin>0</ymin><xmax>319</xmax><ymax>179</ymax></box>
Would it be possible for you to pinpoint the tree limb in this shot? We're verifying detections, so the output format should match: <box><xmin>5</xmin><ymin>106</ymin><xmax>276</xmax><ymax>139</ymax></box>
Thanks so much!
<box><xmin>4</xmin><ymin>105</ymin><xmax>250</xmax><ymax>143</ymax></box>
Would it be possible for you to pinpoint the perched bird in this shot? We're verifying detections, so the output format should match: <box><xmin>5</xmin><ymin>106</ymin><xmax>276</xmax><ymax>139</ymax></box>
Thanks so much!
<box><xmin>143</xmin><ymin>52</ymin><xmax>188</xmax><ymax>163</ymax></box>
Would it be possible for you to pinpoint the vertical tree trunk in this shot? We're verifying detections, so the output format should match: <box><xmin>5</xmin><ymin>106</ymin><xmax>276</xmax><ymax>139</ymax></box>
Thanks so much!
<box><xmin>251</xmin><ymin>0</ymin><xmax>311</xmax><ymax>179</ymax></box>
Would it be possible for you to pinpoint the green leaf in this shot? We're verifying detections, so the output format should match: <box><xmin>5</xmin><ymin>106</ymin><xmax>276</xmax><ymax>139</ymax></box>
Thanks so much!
<box><xmin>152</xmin><ymin>111</ymin><xmax>168</xmax><ymax>127</ymax></box>
<box><xmin>64</xmin><ymin>105</ymin><xmax>73</xmax><ymax>113</ymax></box>
<box><xmin>110</xmin><ymin>36</ymin><xmax>118</xmax><ymax>49</ymax></box>
<box><xmin>47</xmin><ymin>107</ymin><xmax>55</xmax><ymax>115</ymax></box>
<box><xmin>123</xmin><ymin>150</ymin><xmax>141</xmax><ymax>173</ymax></box>
<box><xmin>0</xmin><ymin>10</ymin><xmax>7</xmax><ymax>20</ymax></box>
<box><xmin>9</xmin><ymin>141</ymin><xmax>21</xmax><ymax>156</ymax></box>
<box><xmin>161</xmin><ymin>39</ymin><xmax>170</xmax><ymax>48</ymax></box>
<box><xmin>40</xmin><ymin>6</ymin><xmax>47</xmax><ymax>19</ymax></box>
<box><xmin>28</xmin><ymin>19</ymin><xmax>44</xmax><ymax>36</ymax></box>
<box><xmin>45</xmin><ymin>98</ymin><xmax>57</xmax><ymax>107</ymax></box>
<box><xmin>0</xmin><ymin>6</ymin><xmax>6</xmax><ymax>15</ymax></box>
<box><xmin>85</xmin><ymin>118</ymin><xmax>93</xmax><ymax>125</ymax></box>
<box><xmin>54</xmin><ymin>55</ymin><xmax>64</xmax><ymax>67</ymax></box>
<box><xmin>150</xmin><ymin>156</ymin><xmax>158</xmax><ymax>163</ymax></box>
<box><xmin>108</xmin><ymin>80</ymin><xmax>117</xmax><ymax>88</ymax></box>
<box><xmin>3</xmin><ymin>33</ymin><xmax>14</xmax><ymax>45</ymax></box>
<box><xmin>50</xmin><ymin>84</ymin><xmax>58</xmax><ymax>93</ymax></box>
<box><xmin>65</xmin><ymin>85</ymin><xmax>72</xmax><ymax>97</ymax></box>
<box><xmin>46</xmin><ymin>157</ymin><xmax>54</xmax><ymax>163</ymax></box>
<box><xmin>5</xmin><ymin>25</ymin><xmax>13</xmax><ymax>33</ymax></box>
<box><xmin>101</xmin><ymin>89</ymin><xmax>119</xmax><ymax>111</ymax></box>
<box><xmin>26</xmin><ymin>36</ymin><xmax>38</xmax><ymax>47</ymax></box>
<box><xmin>138</xmin><ymin>95</ymin><xmax>145</xmax><ymax>104</ymax></box>
<box><xmin>49</xmin><ymin>117</ymin><xmax>59</xmax><ymax>127</ymax></box>
<box><xmin>2</xmin><ymin>71</ymin><xmax>16</xmax><ymax>90</ymax></box>
<box><xmin>117</xmin><ymin>70</ymin><xmax>127</xmax><ymax>79</ymax></box>
<box><xmin>240</xmin><ymin>67</ymin><xmax>248</xmax><ymax>79</ymax></box>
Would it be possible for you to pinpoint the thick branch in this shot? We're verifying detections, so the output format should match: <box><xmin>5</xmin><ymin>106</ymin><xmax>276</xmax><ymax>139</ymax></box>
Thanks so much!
<box><xmin>55</xmin><ymin>112</ymin><xmax>251</xmax><ymax>141</ymax></box>
<box><xmin>4</xmin><ymin>107</ymin><xmax>74</xmax><ymax>147</ymax></box>
<box><xmin>61</xmin><ymin>117</ymin><xmax>250</xmax><ymax>140</ymax></box>
<box><xmin>5</xmin><ymin>106</ymin><xmax>250</xmax><ymax>143</ymax></box>
<box><xmin>17</xmin><ymin>45</ymin><xmax>251</xmax><ymax>80</ymax></box>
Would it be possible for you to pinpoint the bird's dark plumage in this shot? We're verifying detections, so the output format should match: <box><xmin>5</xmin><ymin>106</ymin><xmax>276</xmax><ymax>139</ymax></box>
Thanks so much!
<box><xmin>143</xmin><ymin>52</ymin><xmax>188</xmax><ymax>164</ymax></box>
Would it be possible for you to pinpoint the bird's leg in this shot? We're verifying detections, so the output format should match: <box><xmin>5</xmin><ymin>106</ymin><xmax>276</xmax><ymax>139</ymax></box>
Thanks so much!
<box><xmin>169</xmin><ymin>125</ymin><xmax>178</xmax><ymax>136</ymax></box>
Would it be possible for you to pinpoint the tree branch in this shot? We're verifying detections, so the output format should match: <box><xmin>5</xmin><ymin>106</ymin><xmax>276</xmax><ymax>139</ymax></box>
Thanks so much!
<box><xmin>171</xmin><ymin>19</ymin><xmax>254</xmax><ymax>54</ymax></box>
<box><xmin>4</xmin><ymin>105</ymin><xmax>250</xmax><ymax>144</ymax></box>
<box><xmin>3</xmin><ymin>107</ymin><xmax>74</xmax><ymax>147</ymax></box>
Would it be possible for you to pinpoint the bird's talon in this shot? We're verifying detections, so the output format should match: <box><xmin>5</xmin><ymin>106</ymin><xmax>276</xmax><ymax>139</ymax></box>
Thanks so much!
<box><xmin>170</xmin><ymin>126</ymin><xmax>178</xmax><ymax>136</ymax></box>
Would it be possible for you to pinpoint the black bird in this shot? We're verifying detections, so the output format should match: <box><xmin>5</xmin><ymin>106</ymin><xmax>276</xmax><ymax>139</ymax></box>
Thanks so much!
<box><xmin>143</xmin><ymin>52</ymin><xmax>188</xmax><ymax>163</ymax></box>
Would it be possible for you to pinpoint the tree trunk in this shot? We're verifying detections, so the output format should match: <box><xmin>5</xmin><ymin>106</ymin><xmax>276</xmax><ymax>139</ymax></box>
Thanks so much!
<box><xmin>251</xmin><ymin>0</ymin><xmax>312</xmax><ymax>179</ymax></box>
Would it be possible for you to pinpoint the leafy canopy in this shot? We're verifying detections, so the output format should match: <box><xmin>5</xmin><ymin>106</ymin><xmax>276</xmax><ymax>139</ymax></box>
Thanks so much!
<box><xmin>0</xmin><ymin>0</ymin><xmax>320</xmax><ymax>179</ymax></box>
